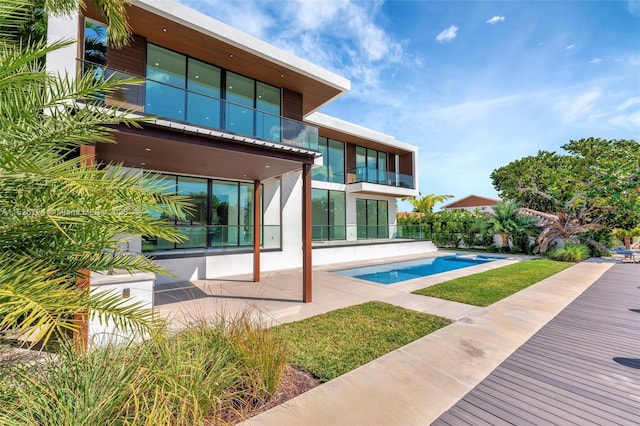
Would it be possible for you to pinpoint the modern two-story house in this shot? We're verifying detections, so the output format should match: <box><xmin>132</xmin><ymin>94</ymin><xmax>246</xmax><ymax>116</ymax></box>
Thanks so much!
<box><xmin>46</xmin><ymin>0</ymin><xmax>433</xmax><ymax>302</ymax></box>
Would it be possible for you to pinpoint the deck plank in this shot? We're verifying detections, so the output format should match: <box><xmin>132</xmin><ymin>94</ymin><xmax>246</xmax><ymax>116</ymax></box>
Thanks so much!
<box><xmin>433</xmin><ymin>263</ymin><xmax>640</xmax><ymax>425</ymax></box>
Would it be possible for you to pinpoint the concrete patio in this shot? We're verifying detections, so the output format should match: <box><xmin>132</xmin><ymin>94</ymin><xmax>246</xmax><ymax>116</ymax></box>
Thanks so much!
<box><xmin>154</xmin><ymin>251</ymin><xmax>526</xmax><ymax>326</ymax></box>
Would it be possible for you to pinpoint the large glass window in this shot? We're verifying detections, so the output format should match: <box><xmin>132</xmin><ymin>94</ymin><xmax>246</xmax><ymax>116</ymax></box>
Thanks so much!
<box><xmin>356</xmin><ymin>198</ymin><xmax>388</xmax><ymax>240</ymax></box>
<box><xmin>176</xmin><ymin>177</ymin><xmax>207</xmax><ymax>249</ymax></box>
<box><xmin>141</xmin><ymin>174</ymin><xmax>263</xmax><ymax>252</ymax></box>
<box><xmin>239</xmin><ymin>182</ymin><xmax>255</xmax><ymax>246</ymax></box>
<box><xmin>366</xmin><ymin>150</ymin><xmax>378</xmax><ymax>184</ymax></box>
<box><xmin>329</xmin><ymin>190</ymin><xmax>346</xmax><ymax>239</ymax></box>
<box><xmin>355</xmin><ymin>146</ymin><xmax>367</xmax><ymax>183</ymax></box>
<box><xmin>141</xmin><ymin>174</ymin><xmax>177</xmax><ymax>252</ymax></box>
<box><xmin>144</xmin><ymin>44</ymin><xmax>281</xmax><ymax>141</ymax></box>
<box><xmin>225</xmin><ymin>72</ymin><xmax>255</xmax><ymax>136</ymax></box>
<box><xmin>312</xmin><ymin>138</ymin><xmax>329</xmax><ymax>181</ymax></box>
<box><xmin>83</xmin><ymin>20</ymin><xmax>107</xmax><ymax>65</ymax></box>
<box><xmin>256</xmin><ymin>82</ymin><xmax>281</xmax><ymax>142</ymax></box>
<box><xmin>187</xmin><ymin>58</ymin><xmax>221</xmax><ymax>128</ymax></box>
<box><xmin>312</xmin><ymin>189</ymin><xmax>346</xmax><ymax>241</ymax></box>
<box><xmin>211</xmin><ymin>180</ymin><xmax>239</xmax><ymax>246</ymax></box>
<box><xmin>377</xmin><ymin>152</ymin><xmax>387</xmax><ymax>184</ymax></box>
<box><xmin>146</xmin><ymin>44</ymin><xmax>186</xmax><ymax>121</ymax></box>
<box><xmin>328</xmin><ymin>139</ymin><xmax>345</xmax><ymax>183</ymax></box>
<box><xmin>312</xmin><ymin>137</ymin><xmax>345</xmax><ymax>183</ymax></box>
<box><xmin>312</xmin><ymin>189</ymin><xmax>329</xmax><ymax>241</ymax></box>
<box><xmin>354</xmin><ymin>146</ymin><xmax>388</xmax><ymax>185</ymax></box>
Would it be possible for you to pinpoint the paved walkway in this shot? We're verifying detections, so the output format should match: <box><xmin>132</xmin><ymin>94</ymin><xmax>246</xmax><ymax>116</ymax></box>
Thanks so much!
<box><xmin>243</xmin><ymin>259</ymin><xmax>614</xmax><ymax>425</ymax></box>
<box><xmin>154</xmin><ymin>252</ymin><xmax>526</xmax><ymax>326</ymax></box>
<box><xmin>434</xmin><ymin>262</ymin><xmax>640</xmax><ymax>425</ymax></box>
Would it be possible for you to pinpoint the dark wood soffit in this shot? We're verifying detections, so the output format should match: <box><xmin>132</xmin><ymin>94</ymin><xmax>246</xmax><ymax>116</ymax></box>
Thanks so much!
<box><xmin>117</xmin><ymin>123</ymin><xmax>317</xmax><ymax>164</ymax></box>
<box><xmin>98</xmin><ymin>127</ymin><xmax>314</xmax><ymax>181</ymax></box>
<box><xmin>83</xmin><ymin>4</ymin><xmax>343</xmax><ymax>115</ymax></box>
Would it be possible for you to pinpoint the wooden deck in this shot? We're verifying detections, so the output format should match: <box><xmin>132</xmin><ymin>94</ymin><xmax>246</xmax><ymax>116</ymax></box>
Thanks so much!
<box><xmin>433</xmin><ymin>263</ymin><xmax>640</xmax><ymax>425</ymax></box>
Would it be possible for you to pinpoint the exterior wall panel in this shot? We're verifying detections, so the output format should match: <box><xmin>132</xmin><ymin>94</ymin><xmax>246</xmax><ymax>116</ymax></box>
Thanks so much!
<box><xmin>282</xmin><ymin>89</ymin><xmax>303</xmax><ymax>121</ymax></box>
<box><xmin>107</xmin><ymin>34</ymin><xmax>147</xmax><ymax>75</ymax></box>
<box><xmin>398</xmin><ymin>152</ymin><xmax>413</xmax><ymax>176</ymax></box>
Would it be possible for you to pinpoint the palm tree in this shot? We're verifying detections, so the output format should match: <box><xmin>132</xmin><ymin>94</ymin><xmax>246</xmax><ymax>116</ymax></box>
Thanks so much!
<box><xmin>403</xmin><ymin>193</ymin><xmax>454</xmax><ymax>214</ymax></box>
<box><xmin>486</xmin><ymin>201</ymin><xmax>539</xmax><ymax>249</ymax></box>
<box><xmin>0</xmin><ymin>0</ymin><xmax>188</xmax><ymax>346</ymax></box>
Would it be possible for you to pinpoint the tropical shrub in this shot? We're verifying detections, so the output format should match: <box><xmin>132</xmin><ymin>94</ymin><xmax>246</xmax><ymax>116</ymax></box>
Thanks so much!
<box><xmin>432</xmin><ymin>228</ymin><xmax>460</xmax><ymax>247</ymax></box>
<box><xmin>459</xmin><ymin>216</ymin><xmax>494</xmax><ymax>248</ymax></box>
<box><xmin>0</xmin><ymin>314</ymin><xmax>288</xmax><ymax>425</ymax></box>
<box><xmin>545</xmin><ymin>243</ymin><xmax>590</xmax><ymax>263</ymax></box>
<box><xmin>486</xmin><ymin>201</ymin><xmax>539</xmax><ymax>249</ymax></box>
<box><xmin>0</xmin><ymin>0</ymin><xmax>189</xmax><ymax>347</ymax></box>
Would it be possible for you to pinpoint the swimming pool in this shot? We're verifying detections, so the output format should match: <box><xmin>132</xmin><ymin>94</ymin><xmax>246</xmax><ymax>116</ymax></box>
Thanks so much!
<box><xmin>334</xmin><ymin>255</ymin><xmax>501</xmax><ymax>285</ymax></box>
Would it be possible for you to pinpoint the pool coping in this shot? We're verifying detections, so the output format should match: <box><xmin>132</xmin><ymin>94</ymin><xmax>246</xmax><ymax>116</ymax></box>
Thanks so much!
<box><xmin>331</xmin><ymin>253</ymin><xmax>510</xmax><ymax>285</ymax></box>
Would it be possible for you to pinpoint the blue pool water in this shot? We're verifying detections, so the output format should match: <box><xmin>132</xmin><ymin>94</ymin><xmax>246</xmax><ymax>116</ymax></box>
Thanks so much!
<box><xmin>334</xmin><ymin>255</ymin><xmax>501</xmax><ymax>285</ymax></box>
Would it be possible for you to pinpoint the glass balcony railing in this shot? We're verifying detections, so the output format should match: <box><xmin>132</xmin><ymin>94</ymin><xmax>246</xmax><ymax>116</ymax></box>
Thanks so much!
<box><xmin>346</xmin><ymin>167</ymin><xmax>414</xmax><ymax>189</ymax></box>
<box><xmin>312</xmin><ymin>224</ymin><xmax>432</xmax><ymax>244</ymax></box>
<box><xmin>143</xmin><ymin>224</ymin><xmax>432</xmax><ymax>252</ymax></box>
<box><xmin>78</xmin><ymin>59</ymin><xmax>319</xmax><ymax>150</ymax></box>
<box><xmin>142</xmin><ymin>225</ymin><xmax>281</xmax><ymax>253</ymax></box>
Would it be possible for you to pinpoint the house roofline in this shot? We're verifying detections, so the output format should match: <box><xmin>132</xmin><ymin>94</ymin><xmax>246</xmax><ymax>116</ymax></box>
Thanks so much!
<box><xmin>132</xmin><ymin>0</ymin><xmax>351</xmax><ymax>95</ymax></box>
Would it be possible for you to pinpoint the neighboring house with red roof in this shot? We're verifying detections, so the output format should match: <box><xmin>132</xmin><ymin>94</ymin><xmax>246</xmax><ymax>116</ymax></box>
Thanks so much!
<box><xmin>442</xmin><ymin>195</ymin><xmax>501</xmax><ymax>214</ymax></box>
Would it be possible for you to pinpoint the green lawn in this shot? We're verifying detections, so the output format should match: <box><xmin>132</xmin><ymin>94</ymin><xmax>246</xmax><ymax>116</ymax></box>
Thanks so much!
<box><xmin>412</xmin><ymin>259</ymin><xmax>573</xmax><ymax>307</ymax></box>
<box><xmin>274</xmin><ymin>301</ymin><xmax>450</xmax><ymax>382</ymax></box>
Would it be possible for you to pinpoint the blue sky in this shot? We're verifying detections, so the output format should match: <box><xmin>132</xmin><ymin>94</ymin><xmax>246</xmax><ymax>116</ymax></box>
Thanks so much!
<box><xmin>178</xmin><ymin>0</ymin><xmax>640</xmax><ymax>210</ymax></box>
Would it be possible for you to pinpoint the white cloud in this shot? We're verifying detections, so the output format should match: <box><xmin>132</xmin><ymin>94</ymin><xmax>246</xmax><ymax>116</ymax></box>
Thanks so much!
<box><xmin>486</xmin><ymin>16</ymin><xmax>506</xmax><ymax>24</ymax></box>
<box><xmin>554</xmin><ymin>90</ymin><xmax>601</xmax><ymax>122</ymax></box>
<box><xmin>178</xmin><ymin>0</ymin><xmax>412</xmax><ymax>93</ymax></box>
<box><xmin>589</xmin><ymin>58</ymin><xmax>602</xmax><ymax>64</ymax></box>
<box><xmin>566</xmin><ymin>44</ymin><xmax>575</xmax><ymax>50</ymax></box>
<box><xmin>178</xmin><ymin>0</ymin><xmax>274</xmax><ymax>39</ymax></box>
<box><xmin>616</xmin><ymin>96</ymin><xmax>640</xmax><ymax>111</ymax></box>
<box><xmin>436</xmin><ymin>25</ymin><xmax>458</xmax><ymax>43</ymax></box>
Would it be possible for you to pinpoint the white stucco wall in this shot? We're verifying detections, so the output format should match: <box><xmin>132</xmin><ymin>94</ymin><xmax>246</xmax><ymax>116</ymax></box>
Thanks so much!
<box><xmin>89</xmin><ymin>271</ymin><xmax>155</xmax><ymax>347</ymax></box>
<box><xmin>46</xmin><ymin>14</ymin><xmax>80</xmax><ymax>76</ymax></box>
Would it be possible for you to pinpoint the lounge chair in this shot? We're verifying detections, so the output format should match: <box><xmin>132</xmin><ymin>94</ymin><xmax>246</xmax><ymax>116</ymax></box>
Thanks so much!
<box><xmin>612</xmin><ymin>248</ymin><xmax>639</xmax><ymax>262</ymax></box>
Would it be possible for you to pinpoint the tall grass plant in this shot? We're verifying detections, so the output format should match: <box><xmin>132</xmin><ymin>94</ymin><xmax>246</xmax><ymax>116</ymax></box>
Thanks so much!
<box><xmin>0</xmin><ymin>312</ymin><xmax>288</xmax><ymax>425</ymax></box>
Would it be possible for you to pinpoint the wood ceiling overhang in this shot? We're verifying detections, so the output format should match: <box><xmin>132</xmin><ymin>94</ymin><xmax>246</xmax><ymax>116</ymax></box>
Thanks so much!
<box><xmin>83</xmin><ymin>3</ymin><xmax>348</xmax><ymax>116</ymax></box>
<box><xmin>97</xmin><ymin>123</ymin><xmax>318</xmax><ymax>182</ymax></box>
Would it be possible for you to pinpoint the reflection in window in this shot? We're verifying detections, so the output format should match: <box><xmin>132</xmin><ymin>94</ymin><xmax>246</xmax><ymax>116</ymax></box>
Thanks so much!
<box><xmin>312</xmin><ymin>137</ymin><xmax>345</xmax><ymax>184</ymax></box>
<box><xmin>143</xmin><ymin>44</ymin><xmax>282</xmax><ymax>142</ymax></box>
<box><xmin>225</xmin><ymin>72</ymin><xmax>254</xmax><ymax>136</ymax></box>
<box><xmin>176</xmin><ymin>177</ymin><xmax>207</xmax><ymax>249</ymax></box>
<box><xmin>187</xmin><ymin>58</ymin><xmax>221</xmax><ymax>128</ymax></box>
<box><xmin>146</xmin><ymin>44</ymin><xmax>186</xmax><ymax>121</ymax></box>
<box><xmin>356</xmin><ymin>198</ymin><xmax>388</xmax><ymax>240</ymax></box>
<box><xmin>141</xmin><ymin>173</ymin><xmax>263</xmax><ymax>252</ymax></box>
<box><xmin>354</xmin><ymin>146</ymin><xmax>388</xmax><ymax>185</ymax></box>
<box><xmin>256</xmin><ymin>82</ymin><xmax>281</xmax><ymax>142</ymax></box>
<box><xmin>83</xmin><ymin>19</ymin><xmax>107</xmax><ymax>65</ymax></box>
<box><xmin>312</xmin><ymin>189</ymin><xmax>346</xmax><ymax>241</ymax></box>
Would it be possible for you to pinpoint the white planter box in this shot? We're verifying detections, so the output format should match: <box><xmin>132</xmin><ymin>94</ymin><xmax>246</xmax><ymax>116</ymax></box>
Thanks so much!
<box><xmin>88</xmin><ymin>271</ymin><xmax>155</xmax><ymax>347</ymax></box>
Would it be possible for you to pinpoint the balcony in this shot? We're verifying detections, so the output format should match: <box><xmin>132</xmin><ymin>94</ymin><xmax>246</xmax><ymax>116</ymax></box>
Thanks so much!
<box><xmin>347</xmin><ymin>167</ymin><xmax>414</xmax><ymax>189</ymax></box>
<box><xmin>311</xmin><ymin>224</ymin><xmax>432</xmax><ymax>245</ymax></box>
<box><xmin>78</xmin><ymin>60</ymin><xmax>319</xmax><ymax>151</ymax></box>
